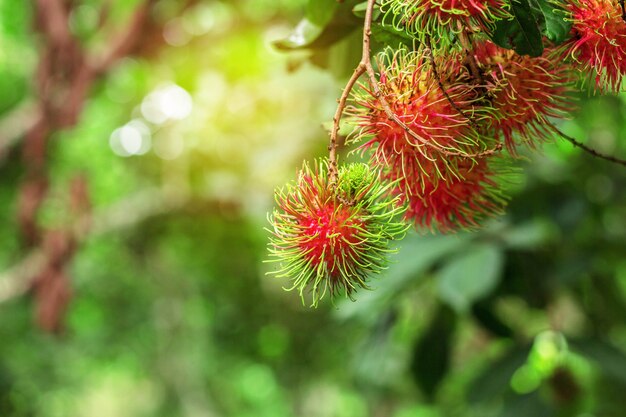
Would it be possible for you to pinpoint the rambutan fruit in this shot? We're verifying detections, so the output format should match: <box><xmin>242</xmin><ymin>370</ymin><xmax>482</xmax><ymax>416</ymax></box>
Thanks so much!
<box><xmin>399</xmin><ymin>155</ymin><xmax>507</xmax><ymax>232</ymax></box>
<box><xmin>353</xmin><ymin>134</ymin><xmax>508</xmax><ymax>233</ymax></box>
<box><xmin>266</xmin><ymin>160</ymin><xmax>407</xmax><ymax>307</ymax></box>
<box><xmin>381</xmin><ymin>0</ymin><xmax>510</xmax><ymax>40</ymax></box>
<box><xmin>471</xmin><ymin>40</ymin><xmax>575</xmax><ymax>153</ymax></box>
<box><xmin>349</xmin><ymin>48</ymin><xmax>490</xmax><ymax>182</ymax></box>
<box><xmin>565</xmin><ymin>0</ymin><xmax>626</xmax><ymax>92</ymax></box>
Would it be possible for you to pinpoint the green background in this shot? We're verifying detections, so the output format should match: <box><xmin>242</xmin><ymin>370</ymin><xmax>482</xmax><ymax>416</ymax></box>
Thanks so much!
<box><xmin>0</xmin><ymin>0</ymin><xmax>625</xmax><ymax>416</ymax></box>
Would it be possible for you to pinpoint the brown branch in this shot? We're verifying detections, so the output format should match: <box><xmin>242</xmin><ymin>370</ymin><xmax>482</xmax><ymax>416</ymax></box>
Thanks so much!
<box><xmin>34</xmin><ymin>0</ymin><xmax>75</xmax><ymax>48</ymax></box>
<box><xmin>329</xmin><ymin>64</ymin><xmax>366</xmax><ymax>185</ymax></box>
<box><xmin>7</xmin><ymin>0</ymin><xmax>161</xmax><ymax>315</ymax></box>
<box><xmin>550</xmin><ymin>124</ymin><xmax>626</xmax><ymax>167</ymax></box>
<box><xmin>94</xmin><ymin>0</ymin><xmax>157</xmax><ymax>73</ymax></box>
<box><xmin>0</xmin><ymin>0</ymin><xmax>157</xmax><ymax>161</ymax></box>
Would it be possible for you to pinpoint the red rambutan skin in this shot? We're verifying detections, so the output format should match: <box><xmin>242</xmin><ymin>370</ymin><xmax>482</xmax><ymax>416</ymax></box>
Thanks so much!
<box><xmin>377</xmin><ymin>143</ymin><xmax>503</xmax><ymax>232</ymax></box>
<box><xmin>566</xmin><ymin>0</ymin><xmax>626</xmax><ymax>91</ymax></box>
<box><xmin>295</xmin><ymin>189</ymin><xmax>363</xmax><ymax>278</ymax></box>
<box><xmin>402</xmin><ymin>158</ymin><xmax>501</xmax><ymax>232</ymax></box>
<box><xmin>268</xmin><ymin>161</ymin><xmax>408</xmax><ymax>305</ymax></box>
<box><xmin>278</xmin><ymin>174</ymin><xmax>363</xmax><ymax>279</ymax></box>
<box><xmin>472</xmin><ymin>40</ymin><xmax>575</xmax><ymax>153</ymax></box>
<box><xmin>351</xmin><ymin>51</ymin><xmax>484</xmax><ymax>169</ymax></box>
<box><xmin>420</xmin><ymin>0</ymin><xmax>507</xmax><ymax>21</ymax></box>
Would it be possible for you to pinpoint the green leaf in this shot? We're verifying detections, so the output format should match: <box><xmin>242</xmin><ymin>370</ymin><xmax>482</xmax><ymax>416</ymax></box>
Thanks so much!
<box><xmin>492</xmin><ymin>0</ymin><xmax>544</xmax><ymax>56</ymax></box>
<box><xmin>306</xmin><ymin>0</ymin><xmax>338</xmax><ymax>26</ymax></box>
<box><xmin>471</xmin><ymin>301</ymin><xmax>514</xmax><ymax>338</ymax></box>
<box><xmin>500</xmin><ymin>220</ymin><xmax>557</xmax><ymax>250</ymax></box>
<box><xmin>352</xmin><ymin>1</ymin><xmax>381</xmax><ymax>19</ymax></box>
<box><xmin>468</xmin><ymin>345</ymin><xmax>532</xmax><ymax>403</ymax></box>
<box><xmin>570</xmin><ymin>339</ymin><xmax>626</xmax><ymax>384</ymax></box>
<box><xmin>531</xmin><ymin>0</ymin><xmax>572</xmax><ymax>44</ymax></box>
<box><xmin>335</xmin><ymin>233</ymin><xmax>469</xmax><ymax>322</ymax></box>
<box><xmin>437</xmin><ymin>244</ymin><xmax>504</xmax><ymax>313</ymax></box>
<box><xmin>371</xmin><ymin>23</ymin><xmax>414</xmax><ymax>49</ymax></box>
<box><xmin>275</xmin><ymin>0</ymin><xmax>362</xmax><ymax>51</ymax></box>
<box><xmin>410</xmin><ymin>305</ymin><xmax>457</xmax><ymax>400</ymax></box>
<box><xmin>273</xmin><ymin>18</ymin><xmax>324</xmax><ymax>50</ymax></box>
<box><xmin>352</xmin><ymin>1</ymin><xmax>368</xmax><ymax>18</ymax></box>
<box><xmin>497</xmin><ymin>391</ymin><xmax>554</xmax><ymax>417</ymax></box>
<box><xmin>309</xmin><ymin>29</ymin><xmax>363</xmax><ymax>77</ymax></box>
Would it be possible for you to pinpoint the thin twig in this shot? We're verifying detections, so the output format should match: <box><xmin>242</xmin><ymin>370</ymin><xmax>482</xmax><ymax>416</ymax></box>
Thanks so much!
<box><xmin>550</xmin><ymin>124</ymin><xmax>626</xmax><ymax>167</ymax></box>
<box><xmin>424</xmin><ymin>36</ymin><xmax>477</xmax><ymax>130</ymax></box>
<box><xmin>327</xmin><ymin>0</ymin><xmax>376</xmax><ymax>186</ymax></box>
<box><xmin>456</xmin><ymin>23</ymin><xmax>482</xmax><ymax>84</ymax></box>
<box><xmin>329</xmin><ymin>64</ymin><xmax>366</xmax><ymax>186</ymax></box>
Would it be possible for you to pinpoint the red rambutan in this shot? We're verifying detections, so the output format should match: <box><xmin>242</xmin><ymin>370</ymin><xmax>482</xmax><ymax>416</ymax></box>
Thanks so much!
<box><xmin>382</xmin><ymin>0</ymin><xmax>510</xmax><ymax>39</ymax></box>
<box><xmin>565</xmin><ymin>0</ymin><xmax>626</xmax><ymax>92</ymax></box>
<box><xmin>472</xmin><ymin>40</ymin><xmax>575</xmax><ymax>153</ymax></box>
<box><xmin>350</xmin><ymin>48</ymin><xmax>489</xmax><ymax>180</ymax></box>
<box><xmin>400</xmin><ymin>156</ymin><xmax>506</xmax><ymax>232</ymax></box>
<box><xmin>267</xmin><ymin>161</ymin><xmax>407</xmax><ymax>306</ymax></box>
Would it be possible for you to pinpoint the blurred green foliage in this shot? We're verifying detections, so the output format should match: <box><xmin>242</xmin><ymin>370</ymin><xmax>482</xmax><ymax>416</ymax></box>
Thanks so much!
<box><xmin>0</xmin><ymin>1</ymin><xmax>625</xmax><ymax>416</ymax></box>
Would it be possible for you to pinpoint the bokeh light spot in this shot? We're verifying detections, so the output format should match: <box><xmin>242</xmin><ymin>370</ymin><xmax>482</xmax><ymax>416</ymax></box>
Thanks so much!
<box><xmin>141</xmin><ymin>84</ymin><xmax>193</xmax><ymax>125</ymax></box>
<box><xmin>109</xmin><ymin>120</ymin><xmax>152</xmax><ymax>157</ymax></box>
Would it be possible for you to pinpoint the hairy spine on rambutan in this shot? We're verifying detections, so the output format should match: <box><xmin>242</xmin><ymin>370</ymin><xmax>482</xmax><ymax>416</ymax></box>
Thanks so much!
<box><xmin>381</xmin><ymin>0</ymin><xmax>511</xmax><ymax>41</ymax></box>
<box><xmin>266</xmin><ymin>160</ymin><xmax>407</xmax><ymax>307</ymax></box>
<box><xmin>348</xmin><ymin>47</ymin><xmax>505</xmax><ymax>232</ymax></box>
<box><xmin>471</xmin><ymin>40</ymin><xmax>575</xmax><ymax>153</ymax></box>
<box><xmin>564</xmin><ymin>0</ymin><xmax>626</xmax><ymax>92</ymax></box>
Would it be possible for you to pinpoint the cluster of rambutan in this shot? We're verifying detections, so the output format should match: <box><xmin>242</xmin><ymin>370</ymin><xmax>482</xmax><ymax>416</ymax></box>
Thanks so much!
<box><xmin>267</xmin><ymin>0</ymin><xmax>626</xmax><ymax>306</ymax></box>
<box><xmin>349</xmin><ymin>39</ymin><xmax>574</xmax><ymax>232</ymax></box>
<box><xmin>381</xmin><ymin>0</ymin><xmax>626</xmax><ymax>91</ymax></box>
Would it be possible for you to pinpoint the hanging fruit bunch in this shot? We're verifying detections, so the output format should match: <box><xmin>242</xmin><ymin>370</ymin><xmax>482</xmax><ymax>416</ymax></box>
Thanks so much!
<box><xmin>267</xmin><ymin>0</ymin><xmax>626</xmax><ymax>306</ymax></box>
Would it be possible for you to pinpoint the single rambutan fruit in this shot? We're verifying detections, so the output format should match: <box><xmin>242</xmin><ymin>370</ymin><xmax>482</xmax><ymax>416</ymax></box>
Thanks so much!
<box><xmin>471</xmin><ymin>40</ymin><xmax>575</xmax><ymax>153</ymax></box>
<box><xmin>399</xmin><ymin>155</ymin><xmax>507</xmax><ymax>232</ymax></box>
<box><xmin>349</xmin><ymin>48</ymin><xmax>490</xmax><ymax>182</ymax></box>
<box><xmin>266</xmin><ymin>160</ymin><xmax>407</xmax><ymax>307</ymax></box>
<box><xmin>359</xmin><ymin>136</ymin><xmax>508</xmax><ymax>232</ymax></box>
<box><xmin>381</xmin><ymin>0</ymin><xmax>510</xmax><ymax>39</ymax></box>
<box><xmin>565</xmin><ymin>0</ymin><xmax>626</xmax><ymax>92</ymax></box>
